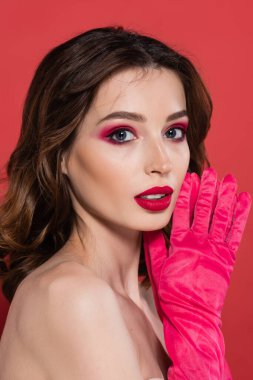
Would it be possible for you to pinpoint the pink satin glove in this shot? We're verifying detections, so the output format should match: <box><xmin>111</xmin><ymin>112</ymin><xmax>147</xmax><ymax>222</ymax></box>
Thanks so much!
<box><xmin>143</xmin><ymin>168</ymin><xmax>252</xmax><ymax>379</ymax></box>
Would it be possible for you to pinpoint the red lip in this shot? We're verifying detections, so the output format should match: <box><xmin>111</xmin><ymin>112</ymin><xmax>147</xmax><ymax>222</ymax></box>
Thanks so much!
<box><xmin>135</xmin><ymin>186</ymin><xmax>174</xmax><ymax>198</ymax></box>
<box><xmin>134</xmin><ymin>186</ymin><xmax>174</xmax><ymax>211</ymax></box>
<box><xmin>134</xmin><ymin>194</ymin><xmax>172</xmax><ymax>211</ymax></box>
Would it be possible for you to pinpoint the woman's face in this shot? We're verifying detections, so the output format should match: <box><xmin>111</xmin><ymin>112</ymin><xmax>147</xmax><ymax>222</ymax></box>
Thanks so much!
<box><xmin>62</xmin><ymin>67</ymin><xmax>190</xmax><ymax>232</ymax></box>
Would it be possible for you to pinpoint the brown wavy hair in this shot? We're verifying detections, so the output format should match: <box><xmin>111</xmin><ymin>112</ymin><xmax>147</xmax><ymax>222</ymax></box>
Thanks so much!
<box><xmin>0</xmin><ymin>25</ymin><xmax>212</xmax><ymax>303</ymax></box>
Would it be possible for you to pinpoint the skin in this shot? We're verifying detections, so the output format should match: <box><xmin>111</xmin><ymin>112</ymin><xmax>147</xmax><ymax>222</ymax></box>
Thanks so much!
<box><xmin>60</xmin><ymin>66</ymin><xmax>190</xmax><ymax>307</ymax></box>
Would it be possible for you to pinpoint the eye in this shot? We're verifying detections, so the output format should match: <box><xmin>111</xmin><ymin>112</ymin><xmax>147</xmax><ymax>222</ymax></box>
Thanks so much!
<box><xmin>165</xmin><ymin>126</ymin><xmax>187</xmax><ymax>141</ymax></box>
<box><xmin>107</xmin><ymin>128</ymin><xmax>136</xmax><ymax>144</ymax></box>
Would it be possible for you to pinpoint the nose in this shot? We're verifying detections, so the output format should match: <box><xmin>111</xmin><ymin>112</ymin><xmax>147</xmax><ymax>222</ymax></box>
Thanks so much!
<box><xmin>144</xmin><ymin>138</ymin><xmax>172</xmax><ymax>176</ymax></box>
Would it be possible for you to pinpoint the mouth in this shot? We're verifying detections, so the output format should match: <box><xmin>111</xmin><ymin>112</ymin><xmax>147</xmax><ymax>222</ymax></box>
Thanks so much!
<box><xmin>134</xmin><ymin>186</ymin><xmax>173</xmax><ymax>211</ymax></box>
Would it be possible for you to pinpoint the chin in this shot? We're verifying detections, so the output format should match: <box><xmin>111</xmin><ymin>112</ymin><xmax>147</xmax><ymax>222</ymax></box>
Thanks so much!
<box><xmin>139</xmin><ymin>216</ymin><xmax>172</xmax><ymax>232</ymax></box>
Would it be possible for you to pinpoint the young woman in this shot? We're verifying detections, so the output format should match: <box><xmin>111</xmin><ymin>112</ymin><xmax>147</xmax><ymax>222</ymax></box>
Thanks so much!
<box><xmin>0</xmin><ymin>26</ymin><xmax>251</xmax><ymax>379</ymax></box>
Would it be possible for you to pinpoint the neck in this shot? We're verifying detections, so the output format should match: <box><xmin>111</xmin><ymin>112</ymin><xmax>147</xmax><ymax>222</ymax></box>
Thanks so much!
<box><xmin>64</xmin><ymin>212</ymin><xmax>144</xmax><ymax>306</ymax></box>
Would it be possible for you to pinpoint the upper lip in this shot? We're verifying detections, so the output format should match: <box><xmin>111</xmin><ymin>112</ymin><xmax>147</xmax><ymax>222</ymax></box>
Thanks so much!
<box><xmin>135</xmin><ymin>186</ymin><xmax>174</xmax><ymax>198</ymax></box>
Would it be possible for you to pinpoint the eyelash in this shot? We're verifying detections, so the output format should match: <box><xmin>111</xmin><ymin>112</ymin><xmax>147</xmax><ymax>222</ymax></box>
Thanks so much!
<box><xmin>106</xmin><ymin>125</ymin><xmax>187</xmax><ymax>145</ymax></box>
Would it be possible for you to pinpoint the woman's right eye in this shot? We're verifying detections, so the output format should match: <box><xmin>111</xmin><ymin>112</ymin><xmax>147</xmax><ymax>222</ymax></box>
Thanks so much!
<box><xmin>107</xmin><ymin>128</ymin><xmax>136</xmax><ymax>144</ymax></box>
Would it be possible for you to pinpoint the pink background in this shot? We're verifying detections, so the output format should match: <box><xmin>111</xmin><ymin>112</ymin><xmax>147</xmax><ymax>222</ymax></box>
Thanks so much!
<box><xmin>0</xmin><ymin>1</ymin><xmax>252</xmax><ymax>378</ymax></box>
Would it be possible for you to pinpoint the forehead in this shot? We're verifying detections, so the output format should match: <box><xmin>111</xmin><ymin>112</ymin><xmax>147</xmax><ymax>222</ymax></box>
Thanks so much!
<box><xmin>91</xmin><ymin>67</ymin><xmax>186</xmax><ymax>111</ymax></box>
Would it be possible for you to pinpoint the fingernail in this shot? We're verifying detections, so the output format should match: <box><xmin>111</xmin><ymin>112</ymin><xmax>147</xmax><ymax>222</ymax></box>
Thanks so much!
<box><xmin>223</xmin><ymin>173</ymin><xmax>236</xmax><ymax>183</ymax></box>
<box><xmin>185</xmin><ymin>172</ymin><xmax>191</xmax><ymax>181</ymax></box>
<box><xmin>191</xmin><ymin>172</ymin><xmax>199</xmax><ymax>181</ymax></box>
<box><xmin>239</xmin><ymin>191</ymin><xmax>252</xmax><ymax>206</ymax></box>
<box><xmin>203</xmin><ymin>167</ymin><xmax>216</xmax><ymax>177</ymax></box>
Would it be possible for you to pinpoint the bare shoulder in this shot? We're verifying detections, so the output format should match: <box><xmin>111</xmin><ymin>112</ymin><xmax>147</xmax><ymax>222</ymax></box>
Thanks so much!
<box><xmin>14</xmin><ymin>261</ymin><xmax>143</xmax><ymax>379</ymax></box>
<box><xmin>16</xmin><ymin>260</ymin><xmax>116</xmax><ymax>337</ymax></box>
<box><xmin>18</xmin><ymin>259</ymin><xmax>112</xmax><ymax>297</ymax></box>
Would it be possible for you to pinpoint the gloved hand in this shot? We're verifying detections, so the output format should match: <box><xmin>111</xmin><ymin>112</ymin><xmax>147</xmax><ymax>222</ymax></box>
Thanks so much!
<box><xmin>143</xmin><ymin>168</ymin><xmax>252</xmax><ymax>379</ymax></box>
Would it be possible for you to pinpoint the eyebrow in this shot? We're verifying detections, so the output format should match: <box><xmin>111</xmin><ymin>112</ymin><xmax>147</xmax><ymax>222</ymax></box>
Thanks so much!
<box><xmin>96</xmin><ymin>110</ymin><xmax>188</xmax><ymax>126</ymax></box>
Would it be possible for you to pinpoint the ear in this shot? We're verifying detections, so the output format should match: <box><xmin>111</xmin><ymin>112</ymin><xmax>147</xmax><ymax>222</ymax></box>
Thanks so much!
<box><xmin>61</xmin><ymin>152</ymin><xmax>68</xmax><ymax>176</ymax></box>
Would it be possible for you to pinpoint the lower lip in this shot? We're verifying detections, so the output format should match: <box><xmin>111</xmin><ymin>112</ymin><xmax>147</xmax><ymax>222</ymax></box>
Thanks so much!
<box><xmin>134</xmin><ymin>194</ymin><xmax>172</xmax><ymax>211</ymax></box>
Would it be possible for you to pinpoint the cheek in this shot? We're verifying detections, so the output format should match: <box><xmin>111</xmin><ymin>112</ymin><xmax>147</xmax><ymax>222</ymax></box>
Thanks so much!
<box><xmin>174</xmin><ymin>142</ymin><xmax>190</xmax><ymax>175</ymax></box>
<box><xmin>67</xmin><ymin>146</ymin><xmax>129</xmax><ymax>200</ymax></box>
<box><xmin>181</xmin><ymin>144</ymin><xmax>190</xmax><ymax>174</ymax></box>
<box><xmin>171</xmin><ymin>144</ymin><xmax>190</xmax><ymax>204</ymax></box>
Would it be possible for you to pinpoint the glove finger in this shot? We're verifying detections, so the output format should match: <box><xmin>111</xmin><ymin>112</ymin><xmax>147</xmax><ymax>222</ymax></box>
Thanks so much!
<box><xmin>142</xmin><ymin>229</ymin><xmax>168</xmax><ymax>291</ymax></box>
<box><xmin>171</xmin><ymin>171</ymin><xmax>192</xmax><ymax>234</ymax></box>
<box><xmin>208</xmin><ymin>179</ymin><xmax>220</xmax><ymax>232</ymax></box>
<box><xmin>191</xmin><ymin>168</ymin><xmax>218</xmax><ymax>234</ymax></box>
<box><xmin>224</xmin><ymin>189</ymin><xmax>237</xmax><ymax>237</ymax></box>
<box><xmin>190</xmin><ymin>172</ymin><xmax>201</xmax><ymax>226</ymax></box>
<box><xmin>209</xmin><ymin>174</ymin><xmax>238</xmax><ymax>242</ymax></box>
<box><xmin>226</xmin><ymin>191</ymin><xmax>252</xmax><ymax>256</ymax></box>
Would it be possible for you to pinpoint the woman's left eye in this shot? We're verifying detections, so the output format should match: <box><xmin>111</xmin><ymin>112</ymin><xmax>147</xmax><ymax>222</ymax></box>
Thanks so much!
<box><xmin>165</xmin><ymin>127</ymin><xmax>186</xmax><ymax>141</ymax></box>
<box><xmin>107</xmin><ymin>129</ymin><xmax>136</xmax><ymax>144</ymax></box>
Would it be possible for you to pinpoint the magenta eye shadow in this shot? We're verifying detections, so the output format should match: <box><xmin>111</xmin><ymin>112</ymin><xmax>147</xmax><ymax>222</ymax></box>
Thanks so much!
<box><xmin>98</xmin><ymin>125</ymin><xmax>136</xmax><ymax>140</ymax></box>
<box><xmin>171</xmin><ymin>121</ymin><xmax>189</xmax><ymax>132</ymax></box>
